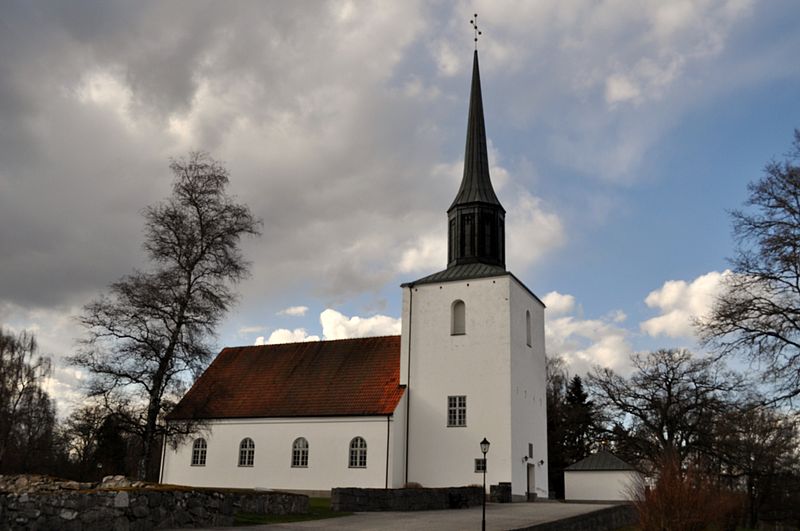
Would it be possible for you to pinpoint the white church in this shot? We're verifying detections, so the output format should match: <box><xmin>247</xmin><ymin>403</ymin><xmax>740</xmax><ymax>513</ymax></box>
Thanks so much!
<box><xmin>160</xmin><ymin>49</ymin><xmax>549</xmax><ymax>502</ymax></box>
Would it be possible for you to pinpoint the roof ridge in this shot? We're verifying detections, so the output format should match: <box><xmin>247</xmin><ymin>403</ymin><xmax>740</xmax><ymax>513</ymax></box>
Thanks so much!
<box><xmin>223</xmin><ymin>334</ymin><xmax>401</xmax><ymax>350</ymax></box>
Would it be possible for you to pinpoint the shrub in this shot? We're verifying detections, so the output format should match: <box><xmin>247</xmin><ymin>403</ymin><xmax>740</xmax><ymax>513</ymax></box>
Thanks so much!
<box><xmin>631</xmin><ymin>454</ymin><xmax>744</xmax><ymax>531</ymax></box>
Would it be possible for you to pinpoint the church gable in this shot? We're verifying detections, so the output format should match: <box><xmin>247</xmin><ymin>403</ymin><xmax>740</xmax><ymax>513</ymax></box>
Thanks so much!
<box><xmin>168</xmin><ymin>335</ymin><xmax>404</xmax><ymax>420</ymax></box>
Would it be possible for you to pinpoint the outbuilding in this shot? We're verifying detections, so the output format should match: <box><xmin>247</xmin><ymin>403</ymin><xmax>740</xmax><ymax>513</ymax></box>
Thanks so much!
<box><xmin>564</xmin><ymin>451</ymin><xmax>641</xmax><ymax>502</ymax></box>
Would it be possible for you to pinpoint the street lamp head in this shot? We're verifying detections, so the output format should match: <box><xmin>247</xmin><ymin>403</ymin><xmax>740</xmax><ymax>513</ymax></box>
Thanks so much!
<box><xmin>480</xmin><ymin>437</ymin><xmax>490</xmax><ymax>455</ymax></box>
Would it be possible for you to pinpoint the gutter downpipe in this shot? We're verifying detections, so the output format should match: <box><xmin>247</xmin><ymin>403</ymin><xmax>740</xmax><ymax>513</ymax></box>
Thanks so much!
<box><xmin>385</xmin><ymin>415</ymin><xmax>390</xmax><ymax>489</ymax></box>
<box><xmin>159</xmin><ymin>431</ymin><xmax>167</xmax><ymax>484</ymax></box>
<box><xmin>404</xmin><ymin>286</ymin><xmax>413</xmax><ymax>485</ymax></box>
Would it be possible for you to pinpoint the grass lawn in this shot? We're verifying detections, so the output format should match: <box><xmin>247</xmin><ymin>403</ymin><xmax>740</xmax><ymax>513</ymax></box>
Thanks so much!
<box><xmin>234</xmin><ymin>497</ymin><xmax>352</xmax><ymax>526</ymax></box>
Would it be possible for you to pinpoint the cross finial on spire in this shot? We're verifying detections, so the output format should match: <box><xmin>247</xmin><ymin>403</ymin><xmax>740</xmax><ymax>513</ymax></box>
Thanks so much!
<box><xmin>470</xmin><ymin>13</ymin><xmax>482</xmax><ymax>50</ymax></box>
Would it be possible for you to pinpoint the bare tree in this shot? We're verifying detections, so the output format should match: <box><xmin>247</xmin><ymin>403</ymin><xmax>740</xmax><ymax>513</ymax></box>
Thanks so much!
<box><xmin>62</xmin><ymin>402</ymin><xmax>107</xmax><ymax>473</ymax></box>
<box><xmin>698</xmin><ymin>130</ymin><xmax>800</xmax><ymax>402</ymax></box>
<box><xmin>714</xmin><ymin>398</ymin><xmax>799</xmax><ymax>527</ymax></box>
<box><xmin>0</xmin><ymin>328</ymin><xmax>57</xmax><ymax>473</ymax></box>
<box><xmin>588</xmin><ymin>349</ymin><xmax>742</xmax><ymax>466</ymax></box>
<box><xmin>70</xmin><ymin>152</ymin><xmax>261</xmax><ymax>479</ymax></box>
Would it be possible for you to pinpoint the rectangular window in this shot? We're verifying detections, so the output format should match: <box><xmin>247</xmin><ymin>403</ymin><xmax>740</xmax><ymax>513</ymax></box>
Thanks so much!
<box><xmin>475</xmin><ymin>458</ymin><xmax>486</xmax><ymax>473</ymax></box>
<box><xmin>447</xmin><ymin>395</ymin><xmax>467</xmax><ymax>427</ymax></box>
<box><xmin>528</xmin><ymin>443</ymin><xmax>533</xmax><ymax>458</ymax></box>
<box><xmin>292</xmin><ymin>447</ymin><xmax>308</xmax><ymax>468</ymax></box>
<box><xmin>349</xmin><ymin>437</ymin><xmax>367</xmax><ymax>468</ymax></box>
<box><xmin>191</xmin><ymin>439</ymin><xmax>207</xmax><ymax>466</ymax></box>
<box><xmin>191</xmin><ymin>448</ymin><xmax>205</xmax><ymax>466</ymax></box>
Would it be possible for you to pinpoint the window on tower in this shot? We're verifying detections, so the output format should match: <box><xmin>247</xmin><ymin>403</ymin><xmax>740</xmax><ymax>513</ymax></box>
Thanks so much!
<box><xmin>463</xmin><ymin>214</ymin><xmax>473</xmax><ymax>256</ymax></box>
<box><xmin>449</xmin><ymin>218</ymin><xmax>456</xmax><ymax>262</ymax></box>
<box><xmin>447</xmin><ymin>395</ymin><xmax>467</xmax><ymax>427</ymax></box>
<box><xmin>451</xmin><ymin>300</ymin><xmax>466</xmax><ymax>335</ymax></box>
<box><xmin>526</xmin><ymin>310</ymin><xmax>532</xmax><ymax>347</ymax></box>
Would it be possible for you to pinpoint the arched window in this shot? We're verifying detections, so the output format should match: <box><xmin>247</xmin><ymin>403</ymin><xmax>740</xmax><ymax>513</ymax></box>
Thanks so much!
<box><xmin>526</xmin><ymin>310</ymin><xmax>532</xmax><ymax>347</ymax></box>
<box><xmin>191</xmin><ymin>438</ymin><xmax>207</xmax><ymax>466</ymax></box>
<box><xmin>451</xmin><ymin>300</ymin><xmax>466</xmax><ymax>335</ymax></box>
<box><xmin>238</xmin><ymin>438</ymin><xmax>255</xmax><ymax>467</ymax></box>
<box><xmin>349</xmin><ymin>437</ymin><xmax>367</xmax><ymax>468</ymax></box>
<box><xmin>292</xmin><ymin>437</ymin><xmax>309</xmax><ymax>468</ymax></box>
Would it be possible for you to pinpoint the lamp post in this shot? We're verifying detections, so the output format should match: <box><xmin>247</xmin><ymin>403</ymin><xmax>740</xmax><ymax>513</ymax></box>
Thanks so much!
<box><xmin>480</xmin><ymin>437</ymin><xmax>490</xmax><ymax>531</ymax></box>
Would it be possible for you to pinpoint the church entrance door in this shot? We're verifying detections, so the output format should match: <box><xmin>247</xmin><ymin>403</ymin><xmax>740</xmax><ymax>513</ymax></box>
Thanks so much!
<box><xmin>526</xmin><ymin>464</ymin><xmax>536</xmax><ymax>501</ymax></box>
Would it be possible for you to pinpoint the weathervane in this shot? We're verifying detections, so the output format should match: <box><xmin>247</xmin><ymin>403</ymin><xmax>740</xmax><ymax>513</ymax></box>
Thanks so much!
<box><xmin>470</xmin><ymin>13</ymin><xmax>482</xmax><ymax>50</ymax></box>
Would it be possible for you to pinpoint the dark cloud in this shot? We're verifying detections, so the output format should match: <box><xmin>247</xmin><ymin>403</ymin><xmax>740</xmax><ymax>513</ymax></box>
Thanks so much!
<box><xmin>2</xmin><ymin>2</ymin><xmax>799</xmax><ymax>417</ymax></box>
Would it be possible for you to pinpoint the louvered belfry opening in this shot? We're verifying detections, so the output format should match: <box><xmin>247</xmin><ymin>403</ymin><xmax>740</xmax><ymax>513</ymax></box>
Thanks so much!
<box><xmin>447</xmin><ymin>50</ymin><xmax>505</xmax><ymax>269</ymax></box>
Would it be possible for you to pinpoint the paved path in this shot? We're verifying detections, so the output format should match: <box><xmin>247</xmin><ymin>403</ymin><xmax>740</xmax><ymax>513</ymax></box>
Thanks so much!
<box><xmin>230</xmin><ymin>502</ymin><xmax>614</xmax><ymax>531</ymax></box>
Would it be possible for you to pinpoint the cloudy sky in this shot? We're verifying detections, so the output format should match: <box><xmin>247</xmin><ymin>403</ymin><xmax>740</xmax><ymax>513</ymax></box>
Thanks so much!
<box><xmin>2</xmin><ymin>0</ymin><xmax>799</xmax><ymax>415</ymax></box>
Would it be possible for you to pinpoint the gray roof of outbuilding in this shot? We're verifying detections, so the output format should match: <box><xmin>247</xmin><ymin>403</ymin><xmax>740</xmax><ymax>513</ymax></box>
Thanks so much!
<box><xmin>565</xmin><ymin>451</ymin><xmax>637</xmax><ymax>471</ymax></box>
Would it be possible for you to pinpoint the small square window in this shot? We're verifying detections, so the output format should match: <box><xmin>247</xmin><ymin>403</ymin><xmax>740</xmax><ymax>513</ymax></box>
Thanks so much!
<box><xmin>475</xmin><ymin>458</ymin><xmax>486</xmax><ymax>473</ymax></box>
<box><xmin>447</xmin><ymin>395</ymin><xmax>467</xmax><ymax>427</ymax></box>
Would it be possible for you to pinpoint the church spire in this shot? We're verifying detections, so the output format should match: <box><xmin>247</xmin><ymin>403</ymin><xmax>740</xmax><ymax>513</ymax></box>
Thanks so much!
<box><xmin>446</xmin><ymin>50</ymin><xmax>506</xmax><ymax>269</ymax></box>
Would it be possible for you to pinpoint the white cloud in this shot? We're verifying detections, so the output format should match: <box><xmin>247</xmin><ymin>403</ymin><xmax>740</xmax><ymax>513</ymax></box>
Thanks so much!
<box><xmin>278</xmin><ymin>306</ymin><xmax>309</xmax><ymax>317</ymax></box>
<box><xmin>399</xmin><ymin>234</ymin><xmax>446</xmax><ymax>274</ymax></box>
<box><xmin>263</xmin><ymin>328</ymin><xmax>320</xmax><ymax>345</ymax></box>
<box><xmin>320</xmin><ymin>309</ymin><xmax>401</xmax><ymax>340</ymax></box>
<box><xmin>605</xmin><ymin>74</ymin><xmax>641</xmax><ymax>104</ymax></box>
<box><xmin>543</xmin><ymin>291</ymin><xmax>632</xmax><ymax>375</ymax></box>
<box><xmin>260</xmin><ymin>308</ymin><xmax>401</xmax><ymax>345</ymax></box>
<box><xmin>506</xmin><ymin>190</ymin><xmax>566</xmax><ymax>271</ymax></box>
<box><xmin>640</xmin><ymin>270</ymin><xmax>731</xmax><ymax>338</ymax></box>
<box><xmin>542</xmin><ymin>291</ymin><xmax>576</xmax><ymax>316</ymax></box>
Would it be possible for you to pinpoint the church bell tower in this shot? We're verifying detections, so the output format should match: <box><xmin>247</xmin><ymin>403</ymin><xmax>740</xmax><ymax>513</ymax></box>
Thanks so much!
<box><xmin>400</xmin><ymin>46</ymin><xmax>549</xmax><ymax>501</ymax></box>
<box><xmin>447</xmin><ymin>51</ymin><xmax>505</xmax><ymax>269</ymax></box>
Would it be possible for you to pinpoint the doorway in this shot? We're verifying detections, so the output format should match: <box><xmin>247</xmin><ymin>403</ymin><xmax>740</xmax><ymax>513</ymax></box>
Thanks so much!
<box><xmin>526</xmin><ymin>463</ymin><xmax>536</xmax><ymax>501</ymax></box>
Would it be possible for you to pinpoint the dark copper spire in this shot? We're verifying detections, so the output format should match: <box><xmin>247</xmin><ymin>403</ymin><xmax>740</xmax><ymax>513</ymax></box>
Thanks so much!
<box><xmin>449</xmin><ymin>51</ymin><xmax>503</xmax><ymax>210</ymax></box>
<box><xmin>446</xmin><ymin>50</ymin><xmax>506</xmax><ymax>269</ymax></box>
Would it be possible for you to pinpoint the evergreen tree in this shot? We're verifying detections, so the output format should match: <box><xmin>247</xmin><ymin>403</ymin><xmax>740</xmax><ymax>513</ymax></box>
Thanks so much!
<box><xmin>562</xmin><ymin>375</ymin><xmax>596</xmax><ymax>465</ymax></box>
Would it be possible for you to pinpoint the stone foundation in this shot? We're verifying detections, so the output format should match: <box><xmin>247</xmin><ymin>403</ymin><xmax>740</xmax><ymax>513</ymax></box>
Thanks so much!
<box><xmin>331</xmin><ymin>486</ymin><xmax>483</xmax><ymax>512</ymax></box>
<box><xmin>0</xmin><ymin>487</ymin><xmax>308</xmax><ymax>530</ymax></box>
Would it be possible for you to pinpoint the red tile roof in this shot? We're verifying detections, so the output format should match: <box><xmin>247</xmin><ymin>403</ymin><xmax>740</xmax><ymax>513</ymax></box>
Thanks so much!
<box><xmin>167</xmin><ymin>336</ymin><xmax>404</xmax><ymax>420</ymax></box>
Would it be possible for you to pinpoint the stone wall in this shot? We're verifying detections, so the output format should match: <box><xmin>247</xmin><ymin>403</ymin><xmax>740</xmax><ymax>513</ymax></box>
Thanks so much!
<box><xmin>331</xmin><ymin>486</ymin><xmax>483</xmax><ymax>512</ymax></box>
<box><xmin>0</xmin><ymin>488</ymin><xmax>308</xmax><ymax>530</ymax></box>
<box><xmin>518</xmin><ymin>504</ymin><xmax>638</xmax><ymax>531</ymax></box>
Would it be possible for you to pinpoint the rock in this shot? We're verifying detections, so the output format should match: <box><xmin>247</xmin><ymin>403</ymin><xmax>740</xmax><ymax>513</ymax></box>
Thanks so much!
<box><xmin>114</xmin><ymin>491</ymin><xmax>130</xmax><ymax>508</ymax></box>
<box><xmin>174</xmin><ymin>508</ymin><xmax>193</xmax><ymax>525</ymax></box>
<box><xmin>0</xmin><ymin>482</ymin><xmax>308</xmax><ymax>529</ymax></box>
<box><xmin>100</xmin><ymin>475</ymin><xmax>135</xmax><ymax>489</ymax></box>
<box><xmin>189</xmin><ymin>505</ymin><xmax>207</xmax><ymax>518</ymax></box>
<box><xmin>113</xmin><ymin>516</ymin><xmax>130</xmax><ymax>531</ymax></box>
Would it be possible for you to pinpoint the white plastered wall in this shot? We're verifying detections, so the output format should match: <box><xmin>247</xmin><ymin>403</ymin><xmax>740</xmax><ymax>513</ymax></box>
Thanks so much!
<box><xmin>564</xmin><ymin>470</ymin><xmax>641</xmax><ymax>501</ymax></box>
<box><xmin>161</xmin><ymin>416</ymin><xmax>397</xmax><ymax>491</ymax></box>
<box><xmin>508</xmin><ymin>277</ymin><xmax>549</xmax><ymax>499</ymax></box>
<box><xmin>402</xmin><ymin>275</ymin><xmax>548</xmax><ymax>497</ymax></box>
